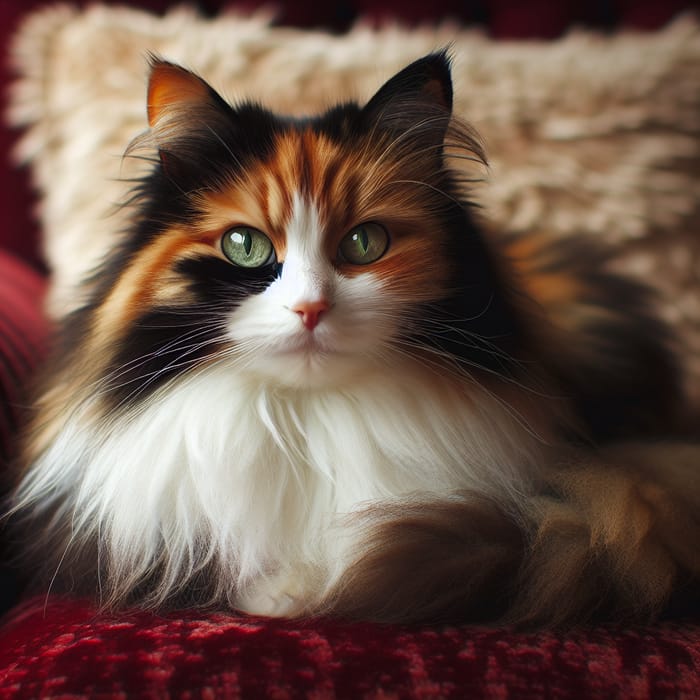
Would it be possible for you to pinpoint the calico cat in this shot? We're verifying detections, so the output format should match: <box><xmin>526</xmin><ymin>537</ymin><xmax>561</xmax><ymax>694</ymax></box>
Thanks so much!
<box><xmin>8</xmin><ymin>51</ymin><xmax>700</xmax><ymax>626</ymax></box>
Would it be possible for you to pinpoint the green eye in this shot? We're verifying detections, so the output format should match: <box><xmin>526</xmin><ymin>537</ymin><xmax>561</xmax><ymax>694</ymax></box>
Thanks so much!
<box><xmin>338</xmin><ymin>223</ymin><xmax>389</xmax><ymax>265</ymax></box>
<box><xmin>221</xmin><ymin>227</ymin><xmax>275</xmax><ymax>268</ymax></box>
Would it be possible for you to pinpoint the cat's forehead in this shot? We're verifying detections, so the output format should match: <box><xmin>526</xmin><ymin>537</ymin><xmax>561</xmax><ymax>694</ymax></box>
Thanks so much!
<box><xmin>194</xmin><ymin>127</ymin><xmax>373</xmax><ymax>253</ymax></box>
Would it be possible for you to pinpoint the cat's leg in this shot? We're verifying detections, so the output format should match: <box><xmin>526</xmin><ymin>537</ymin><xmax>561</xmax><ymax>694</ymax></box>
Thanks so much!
<box><xmin>235</xmin><ymin>573</ymin><xmax>305</xmax><ymax>617</ymax></box>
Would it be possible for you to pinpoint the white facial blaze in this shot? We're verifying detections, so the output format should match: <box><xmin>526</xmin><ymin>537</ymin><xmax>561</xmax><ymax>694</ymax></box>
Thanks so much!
<box><xmin>277</xmin><ymin>192</ymin><xmax>335</xmax><ymax>312</ymax></box>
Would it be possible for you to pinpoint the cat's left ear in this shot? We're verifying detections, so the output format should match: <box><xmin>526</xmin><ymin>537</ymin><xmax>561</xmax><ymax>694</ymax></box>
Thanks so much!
<box><xmin>362</xmin><ymin>50</ymin><xmax>453</xmax><ymax>146</ymax></box>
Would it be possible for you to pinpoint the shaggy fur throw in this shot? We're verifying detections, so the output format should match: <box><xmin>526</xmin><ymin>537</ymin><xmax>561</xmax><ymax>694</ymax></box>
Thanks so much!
<box><xmin>7</xmin><ymin>4</ymin><xmax>700</xmax><ymax>392</ymax></box>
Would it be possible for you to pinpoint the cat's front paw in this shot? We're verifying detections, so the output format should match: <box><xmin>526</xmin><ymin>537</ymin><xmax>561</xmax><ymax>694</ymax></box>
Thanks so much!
<box><xmin>236</xmin><ymin>571</ymin><xmax>317</xmax><ymax>618</ymax></box>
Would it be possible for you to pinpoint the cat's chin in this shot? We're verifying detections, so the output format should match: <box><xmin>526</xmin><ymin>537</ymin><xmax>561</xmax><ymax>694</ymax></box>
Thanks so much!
<box><xmin>246</xmin><ymin>345</ymin><xmax>372</xmax><ymax>390</ymax></box>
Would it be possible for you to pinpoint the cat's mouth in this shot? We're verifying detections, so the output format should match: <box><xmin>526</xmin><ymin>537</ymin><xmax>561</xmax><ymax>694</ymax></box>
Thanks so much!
<box><xmin>274</xmin><ymin>334</ymin><xmax>336</xmax><ymax>358</ymax></box>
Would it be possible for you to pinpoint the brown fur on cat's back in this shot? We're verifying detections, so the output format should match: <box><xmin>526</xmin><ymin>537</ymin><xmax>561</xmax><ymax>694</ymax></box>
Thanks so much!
<box><xmin>322</xmin><ymin>495</ymin><xmax>525</xmax><ymax>624</ymax></box>
<box><xmin>493</xmin><ymin>229</ymin><xmax>690</xmax><ymax>440</ymax></box>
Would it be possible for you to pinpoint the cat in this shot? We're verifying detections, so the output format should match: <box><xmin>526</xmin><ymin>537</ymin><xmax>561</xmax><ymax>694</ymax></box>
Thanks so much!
<box><xmin>8</xmin><ymin>51</ymin><xmax>700</xmax><ymax>626</ymax></box>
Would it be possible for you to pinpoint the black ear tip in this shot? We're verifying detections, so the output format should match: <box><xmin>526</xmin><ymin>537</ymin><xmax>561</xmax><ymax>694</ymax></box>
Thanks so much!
<box><xmin>409</xmin><ymin>48</ymin><xmax>452</xmax><ymax>110</ymax></box>
<box><xmin>425</xmin><ymin>48</ymin><xmax>453</xmax><ymax>72</ymax></box>
<box><xmin>392</xmin><ymin>49</ymin><xmax>454</xmax><ymax>111</ymax></box>
<box><xmin>360</xmin><ymin>48</ymin><xmax>455</xmax><ymax>135</ymax></box>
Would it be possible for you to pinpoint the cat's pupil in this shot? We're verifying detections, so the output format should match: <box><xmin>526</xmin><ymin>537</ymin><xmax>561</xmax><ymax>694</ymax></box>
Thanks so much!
<box><xmin>230</xmin><ymin>230</ymin><xmax>254</xmax><ymax>258</ymax></box>
<box><xmin>338</xmin><ymin>223</ymin><xmax>389</xmax><ymax>265</ymax></box>
<box><xmin>241</xmin><ymin>232</ymin><xmax>252</xmax><ymax>256</ymax></box>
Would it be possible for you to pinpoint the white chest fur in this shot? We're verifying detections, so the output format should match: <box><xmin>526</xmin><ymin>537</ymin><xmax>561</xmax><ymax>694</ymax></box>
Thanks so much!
<box><xmin>19</xmin><ymin>359</ymin><xmax>546</xmax><ymax>612</ymax></box>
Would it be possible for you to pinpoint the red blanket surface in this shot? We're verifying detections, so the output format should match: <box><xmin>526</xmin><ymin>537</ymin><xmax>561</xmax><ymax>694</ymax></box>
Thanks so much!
<box><xmin>2</xmin><ymin>596</ymin><xmax>700</xmax><ymax>699</ymax></box>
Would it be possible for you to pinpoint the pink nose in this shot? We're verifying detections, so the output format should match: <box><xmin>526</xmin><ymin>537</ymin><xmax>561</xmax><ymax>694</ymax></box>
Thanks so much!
<box><xmin>291</xmin><ymin>299</ymin><xmax>330</xmax><ymax>331</ymax></box>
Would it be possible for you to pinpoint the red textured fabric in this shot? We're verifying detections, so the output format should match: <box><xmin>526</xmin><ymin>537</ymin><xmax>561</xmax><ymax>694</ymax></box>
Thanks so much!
<box><xmin>0</xmin><ymin>1</ymin><xmax>41</xmax><ymax>267</ymax></box>
<box><xmin>0</xmin><ymin>596</ymin><xmax>698</xmax><ymax>699</ymax></box>
<box><xmin>0</xmin><ymin>250</ymin><xmax>46</xmax><ymax>616</ymax></box>
<box><xmin>0</xmin><ymin>250</ymin><xmax>46</xmax><ymax>473</ymax></box>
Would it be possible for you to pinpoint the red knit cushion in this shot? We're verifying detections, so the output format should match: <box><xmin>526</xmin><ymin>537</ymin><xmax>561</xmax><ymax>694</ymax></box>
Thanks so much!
<box><xmin>0</xmin><ymin>250</ymin><xmax>46</xmax><ymax>474</ymax></box>
<box><xmin>1</xmin><ymin>596</ymin><xmax>699</xmax><ymax>698</ymax></box>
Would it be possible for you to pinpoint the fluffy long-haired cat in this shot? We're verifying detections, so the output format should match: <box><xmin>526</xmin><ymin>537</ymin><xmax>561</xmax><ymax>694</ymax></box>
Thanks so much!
<box><xmin>7</xmin><ymin>51</ymin><xmax>700</xmax><ymax>626</ymax></box>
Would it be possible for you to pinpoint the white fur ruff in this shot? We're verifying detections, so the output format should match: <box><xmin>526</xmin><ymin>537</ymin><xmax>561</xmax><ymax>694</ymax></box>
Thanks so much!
<box><xmin>16</xmin><ymin>360</ymin><xmax>544</xmax><ymax>615</ymax></box>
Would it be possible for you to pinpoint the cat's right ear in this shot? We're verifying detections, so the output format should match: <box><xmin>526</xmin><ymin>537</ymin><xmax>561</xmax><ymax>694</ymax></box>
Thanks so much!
<box><xmin>146</xmin><ymin>57</ymin><xmax>231</xmax><ymax>156</ymax></box>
